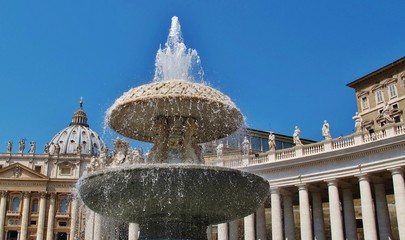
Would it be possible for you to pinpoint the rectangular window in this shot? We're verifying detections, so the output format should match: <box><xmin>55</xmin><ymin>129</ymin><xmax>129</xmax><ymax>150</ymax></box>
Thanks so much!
<box><xmin>388</xmin><ymin>84</ymin><xmax>398</xmax><ymax>98</ymax></box>
<box><xmin>60</xmin><ymin>167</ymin><xmax>72</xmax><ymax>175</ymax></box>
<box><xmin>361</xmin><ymin>96</ymin><xmax>369</xmax><ymax>110</ymax></box>
<box><xmin>34</xmin><ymin>166</ymin><xmax>42</xmax><ymax>173</ymax></box>
<box><xmin>375</xmin><ymin>89</ymin><xmax>384</xmax><ymax>104</ymax></box>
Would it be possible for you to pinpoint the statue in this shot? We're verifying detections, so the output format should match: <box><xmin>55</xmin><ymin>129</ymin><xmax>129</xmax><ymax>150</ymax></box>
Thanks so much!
<box><xmin>44</xmin><ymin>143</ymin><xmax>50</xmax><ymax>154</ymax></box>
<box><xmin>55</xmin><ymin>143</ymin><xmax>61</xmax><ymax>155</ymax></box>
<box><xmin>322</xmin><ymin>120</ymin><xmax>331</xmax><ymax>140</ymax></box>
<box><xmin>381</xmin><ymin>102</ymin><xmax>394</xmax><ymax>124</ymax></box>
<box><xmin>28</xmin><ymin>142</ymin><xmax>36</xmax><ymax>154</ymax></box>
<box><xmin>87</xmin><ymin>156</ymin><xmax>99</xmax><ymax>172</ymax></box>
<box><xmin>216</xmin><ymin>141</ymin><xmax>224</xmax><ymax>160</ymax></box>
<box><xmin>268</xmin><ymin>132</ymin><xmax>276</xmax><ymax>150</ymax></box>
<box><xmin>7</xmin><ymin>141</ymin><xmax>12</xmax><ymax>153</ymax></box>
<box><xmin>242</xmin><ymin>136</ymin><xmax>250</xmax><ymax>155</ymax></box>
<box><xmin>18</xmin><ymin>139</ymin><xmax>26</xmax><ymax>153</ymax></box>
<box><xmin>352</xmin><ymin>112</ymin><xmax>363</xmax><ymax>133</ymax></box>
<box><xmin>293</xmin><ymin>126</ymin><xmax>302</xmax><ymax>146</ymax></box>
<box><xmin>111</xmin><ymin>138</ymin><xmax>129</xmax><ymax>166</ymax></box>
<box><xmin>98</xmin><ymin>146</ymin><xmax>108</xmax><ymax>168</ymax></box>
<box><xmin>76</xmin><ymin>144</ymin><xmax>82</xmax><ymax>155</ymax></box>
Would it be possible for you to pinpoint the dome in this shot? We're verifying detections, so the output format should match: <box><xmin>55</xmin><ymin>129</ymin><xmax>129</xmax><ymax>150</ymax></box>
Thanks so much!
<box><xmin>48</xmin><ymin>99</ymin><xmax>106</xmax><ymax>156</ymax></box>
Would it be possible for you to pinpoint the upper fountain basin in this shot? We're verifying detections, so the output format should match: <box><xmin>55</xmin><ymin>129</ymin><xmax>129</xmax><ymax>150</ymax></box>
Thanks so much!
<box><xmin>107</xmin><ymin>79</ymin><xmax>244</xmax><ymax>143</ymax></box>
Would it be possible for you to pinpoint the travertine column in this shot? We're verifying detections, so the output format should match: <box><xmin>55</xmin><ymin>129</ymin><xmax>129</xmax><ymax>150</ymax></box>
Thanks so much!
<box><xmin>207</xmin><ymin>225</ymin><xmax>212</xmax><ymax>240</ymax></box>
<box><xmin>69</xmin><ymin>198</ymin><xmax>79</xmax><ymax>240</ymax></box>
<box><xmin>0</xmin><ymin>191</ymin><xmax>8</xmax><ymax>240</ymax></box>
<box><xmin>128</xmin><ymin>223</ymin><xmax>139</xmax><ymax>240</ymax></box>
<box><xmin>244</xmin><ymin>214</ymin><xmax>255</xmax><ymax>240</ymax></box>
<box><xmin>374</xmin><ymin>182</ymin><xmax>393</xmax><ymax>240</ymax></box>
<box><xmin>229</xmin><ymin>220</ymin><xmax>239</xmax><ymax>240</ymax></box>
<box><xmin>390</xmin><ymin>168</ymin><xmax>405</xmax><ymax>239</ymax></box>
<box><xmin>312</xmin><ymin>191</ymin><xmax>325</xmax><ymax>240</ymax></box>
<box><xmin>256</xmin><ymin>204</ymin><xmax>267</xmax><ymax>240</ymax></box>
<box><xmin>283</xmin><ymin>193</ymin><xmax>295</xmax><ymax>240</ymax></box>
<box><xmin>298</xmin><ymin>184</ymin><xmax>312</xmax><ymax>240</ymax></box>
<box><xmin>271</xmin><ymin>188</ymin><xmax>283</xmax><ymax>240</ymax></box>
<box><xmin>36</xmin><ymin>192</ymin><xmax>47</xmax><ymax>240</ymax></box>
<box><xmin>93</xmin><ymin>213</ymin><xmax>103</xmax><ymax>240</ymax></box>
<box><xmin>20</xmin><ymin>192</ymin><xmax>31</xmax><ymax>240</ymax></box>
<box><xmin>357</xmin><ymin>174</ymin><xmax>377</xmax><ymax>240</ymax></box>
<box><xmin>46</xmin><ymin>193</ymin><xmax>56</xmax><ymax>240</ymax></box>
<box><xmin>342</xmin><ymin>188</ymin><xmax>357</xmax><ymax>240</ymax></box>
<box><xmin>218</xmin><ymin>223</ymin><xmax>228</xmax><ymax>240</ymax></box>
<box><xmin>326</xmin><ymin>180</ymin><xmax>344</xmax><ymax>240</ymax></box>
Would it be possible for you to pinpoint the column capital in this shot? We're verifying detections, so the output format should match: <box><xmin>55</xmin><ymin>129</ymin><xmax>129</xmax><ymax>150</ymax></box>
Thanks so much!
<box><xmin>39</xmin><ymin>192</ymin><xmax>47</xmax><ymax>199</ymax></box>
<box><xmin>22</xmin><ymin>191</ymin><xmax>31</xmax><ymax>198</ymax></box>
<box><xmin>325</xmin><ymin>178</ymin><xmax>338</xmax><ymax>186</ymax></box>
<box><xmin>270</xmin><ymin>187</ymin><xmax>280</xmax><ymax>194</ymax></box>
<box><xmin>388</xmin><ymin>167</ymin><xmax>403</xmax><ymax>176</ymax></box>
<box><xmin>355</xmin><ymin>173</ymin><xmax>370</xmax><ymax>182</ymax></box>
<box><xmin>296</xmin><ymin>183</ymin><xmax>308</xmax><ymax>191</ymax></box>
<box><xmin>0</xmin><ymin>191</ymin><xmax>8</xmax><ymax>198</ymax></box>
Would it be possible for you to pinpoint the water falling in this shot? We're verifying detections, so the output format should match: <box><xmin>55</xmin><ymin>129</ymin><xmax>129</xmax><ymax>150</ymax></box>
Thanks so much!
<box><xmin>153</xmin><ymin>16</ymin><xmax>204</xmax><ymax>82</ymax></box>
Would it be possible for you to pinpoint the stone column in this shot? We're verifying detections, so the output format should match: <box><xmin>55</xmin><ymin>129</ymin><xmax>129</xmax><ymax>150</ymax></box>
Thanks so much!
<box><xmin>36</xmin><ymin>192</ymin><xmax>47</xmax><ymax>240</ymax></box>
<box><xmin>283</xmin><ymin>193</ymin><xmax>295</xmax><ymax>240</ymax></box>
<box><xmin>93</xmin><ymin>213</ymin><xmax>103</xmax><ymax>240</ymax></box>
<box><xmin>207</xmin><ymin>225</ymin><xmax>212</xmax><ymax>240</ymax></box>
<box><xmin>271</xmin><ymin>188</ymin><xmax>283</xmax><ymax>240</ymax></box>
<box><xmin>326</xmin><ymin>180</ymin><xmax>344</xmax><ymax>240</ymax></box>
<box><xmin>229</xmin><ymin>220</ymin><xmax>239</xmax><ymax>240</ymax></box>
<box><xmin>342</xmin><ymin>188</ymin><xmax>357</xmax><ymax>240</ymax></box>
<box><xmin>298</xmin><ymin>184</ymin><xmax>313</xmax><ymax>240</ymax></box>
<box><xmin>244</xmin><ymin>214</ymin><xmax>255</xmax><ymax>240</ymax></box>
<box><xmin>390</xmin><ymin>168</ymin><xmax>405</xmax><ymax>239</ymax></box>
<box><xmin>256</xmin><ymin>204</ymin><xmax>267</xmax><ymax>240</ymax></box>
<box><xmin>0</xmin><ymin>191</ymin><xmax>8</xmax><ymax>240</ymax></box>
<box><xmin>357</xmin><ymin>174</ymin><xmax>378</xmax><ymax>240</ymax></box>
<box><xmin>312</xmin><ymin>191</ymin><xmax>325</xmax><ymax>240</ymax></box>
<box><xmin>46</xmin><ymin>193</ymin><xmax>56</xmax><ymax>240</ymax></box>
<box><xmin>218</xmin><ymin>223</ymin><xmax>228</xmax><ymax>240</ymax></box>
<box><xmin>69</xmin><ymin>198</ymin><xmax>79</xmax><ymax>240</ymax></box>
<box><xmin>128</xmin><ymin>223</ymin><xmax>139</xmax><ymax>240</ymax></box>
<box><xmin>374</xmin><ymin>182</ymin><xmax>393</xmax><ymax>240</ymax></box>
<box><xmin>20</xmin><ymin>191</ymin><xmax>31</xmax><ymax>240</ymax></box>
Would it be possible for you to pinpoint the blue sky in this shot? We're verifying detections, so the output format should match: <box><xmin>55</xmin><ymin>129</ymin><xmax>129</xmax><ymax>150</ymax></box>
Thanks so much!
<box><xmin>0</xmin><ymin>1</ymin><xmax>404</xmax><ymax>152</ymax></box>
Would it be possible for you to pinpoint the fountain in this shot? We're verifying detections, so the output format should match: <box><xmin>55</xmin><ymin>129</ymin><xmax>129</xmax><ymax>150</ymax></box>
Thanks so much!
<box><xmin>78</xmin><ymin>16</ymin><xmax>269</xmax><ymax>240</ymax></box>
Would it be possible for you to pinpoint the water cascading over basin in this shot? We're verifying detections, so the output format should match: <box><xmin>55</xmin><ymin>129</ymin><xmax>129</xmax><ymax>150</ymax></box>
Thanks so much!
<box><xmin>78</xmin><ymin>16</ymin><xmax>269</xmax><ymax>240</ymax></box>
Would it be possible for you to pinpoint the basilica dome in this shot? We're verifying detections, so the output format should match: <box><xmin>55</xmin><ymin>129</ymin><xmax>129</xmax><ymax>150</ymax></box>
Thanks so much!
<box><xmin>48</xmin><ymin>100</ymin><xmax>105</xmax><ymax>156</ymax></box>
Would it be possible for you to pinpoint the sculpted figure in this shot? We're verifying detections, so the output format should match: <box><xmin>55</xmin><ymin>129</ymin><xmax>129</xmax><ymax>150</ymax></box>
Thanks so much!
<box><xmin>381</xmin><ymin>102</ymin><xmax>394</xmax><ymax>123</ymax></box>
<box><xmin>216</xmin><ymin>141</ymin><xmax>224</xmax><ymax>160</ymax></box>
<box><xmin>352</xmin><ymin>112</ymin><xmax>363</xmax><ymax>132</ymax></box>
<box><xmin>268</xmin><ymin>132</ymin><xmax>275</xmax><ymax>150</ymax></box>
<box><xmin>44</xmin><ymin>143</ymin><xmax>50</xmax><ymax>154</ymax></box>
<box><xmin>322</xmin><ymin>120</ymin><xmax>331</xmax><ymax>140</ymax></box>
<box><xmin>29</xmin><ymin>142</ymin><xmax>36</xmax><ymax>154</ymax></box>
<box><xmin>7</xmin><ymin>141</ymin><xmax>12</xmax><ymax>153</ymax></box>
<box><xmin>18</xmin><ymin>139</ymin><xmax>26</xmax><ymax>153</ymax></box>
<box><xmin>293</xmin><ymin>126</ymin><xmax>302</xmax><ymax>146</ymax></box>
<box><xmin>55</xmin><ymin>143</ymin><xmax>61</xmax><ymax>155</ymax></box>
<box><xmin>242</xmin><ymin>136</ymin><xmax>250</xmax><ymax>155</ymax></box>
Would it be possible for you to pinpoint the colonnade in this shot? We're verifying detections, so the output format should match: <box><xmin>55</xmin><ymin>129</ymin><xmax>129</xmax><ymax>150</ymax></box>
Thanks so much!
<box><xmin>271</xmin><ymin>168</ymin><xmax>405</xmax><ymax>240</ymax></box>
<box><xmin>0</xmin><ymin>191</ymin><xmax>79</xmax><ymax>240</ymax></box>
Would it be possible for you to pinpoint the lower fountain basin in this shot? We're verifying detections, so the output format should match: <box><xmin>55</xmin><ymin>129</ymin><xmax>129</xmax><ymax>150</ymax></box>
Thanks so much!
<box><xmin>78</xmin><ymin>164</ymin><xmax>269</xmax><ymax>239</ymax></box>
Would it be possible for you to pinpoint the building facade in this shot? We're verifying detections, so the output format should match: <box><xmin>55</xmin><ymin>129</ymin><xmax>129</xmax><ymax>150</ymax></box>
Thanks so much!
<box><xmin>0</xmin><ymin>57</ymin><xmax>405</xmax><ymax>240</ymax></box>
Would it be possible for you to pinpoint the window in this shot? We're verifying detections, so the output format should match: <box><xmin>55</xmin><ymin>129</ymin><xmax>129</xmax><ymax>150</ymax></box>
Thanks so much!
<box><xmin>361</xmin><ymin>96</ymin><xmax>369</xmax><ymax>110</ymax></box>
<box><xmin>388</xmin><ymin>84</ymin><xmax>398</xmax><ymax>98</ymax></box>
<box><xmin>34</xmin><ymin>166</ymin><xmax>42</xmax><ymax>173</ymax></box>
<box><xmin>59</xmin><ymin>199</ymin><xmax>69</xmax><ymax>213</ymax></box>
<box><xmin>60</xmin><ymin>167</ymin><xmax>72</xmax><ymax>175</ymax></box>
<box><xmin>374</xmin><ymin>89</ymin><xmax>384</xmax><ymax>104</ymax></box>
<box><xmin>11</xmin><ymin>197</ymin><xmax>20</xmax><ymax>211</ymax></box>
<box><xmin>32</xmin><ymin>199</ymin><xmax>39</xmax><ymax>213</ymax></box>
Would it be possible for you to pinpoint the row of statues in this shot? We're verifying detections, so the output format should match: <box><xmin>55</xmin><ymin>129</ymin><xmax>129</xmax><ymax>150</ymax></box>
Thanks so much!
<box><xmin>6</xmin><ymin>139</ymin><xmax>36</xmax><ymax>154</ymax></box>
<box><xmin>87</xmin><ymin>138</ymin><xmax>145</xmax><ymax>172</ymax></box>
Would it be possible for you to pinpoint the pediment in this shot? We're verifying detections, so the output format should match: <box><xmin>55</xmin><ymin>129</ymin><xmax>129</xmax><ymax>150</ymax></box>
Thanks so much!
<box><xmin>0</xmin><ymin>163</ymin><xmax>49</xmax><ymax>180</ymax></box>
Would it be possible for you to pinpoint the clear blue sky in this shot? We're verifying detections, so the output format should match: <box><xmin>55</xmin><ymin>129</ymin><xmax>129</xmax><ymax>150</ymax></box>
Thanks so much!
<box><xmin>1</xmin><ymin>1</ymin><xmax>404</xmax><ymax>152</ymax></box>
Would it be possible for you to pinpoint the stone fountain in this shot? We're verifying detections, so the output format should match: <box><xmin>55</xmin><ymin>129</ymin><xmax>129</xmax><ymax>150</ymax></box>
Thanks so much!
<box><xmin>78</xmin><ymin>16</ymin><xmax>269</xmax><ymax>240</ymax></box>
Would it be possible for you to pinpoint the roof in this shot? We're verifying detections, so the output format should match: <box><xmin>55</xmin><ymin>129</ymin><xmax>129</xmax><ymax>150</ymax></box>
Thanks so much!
<box><xmin>347</xmin><ymin>56</ymin><xmax>405</xmax><ymax>88</ymax></box>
